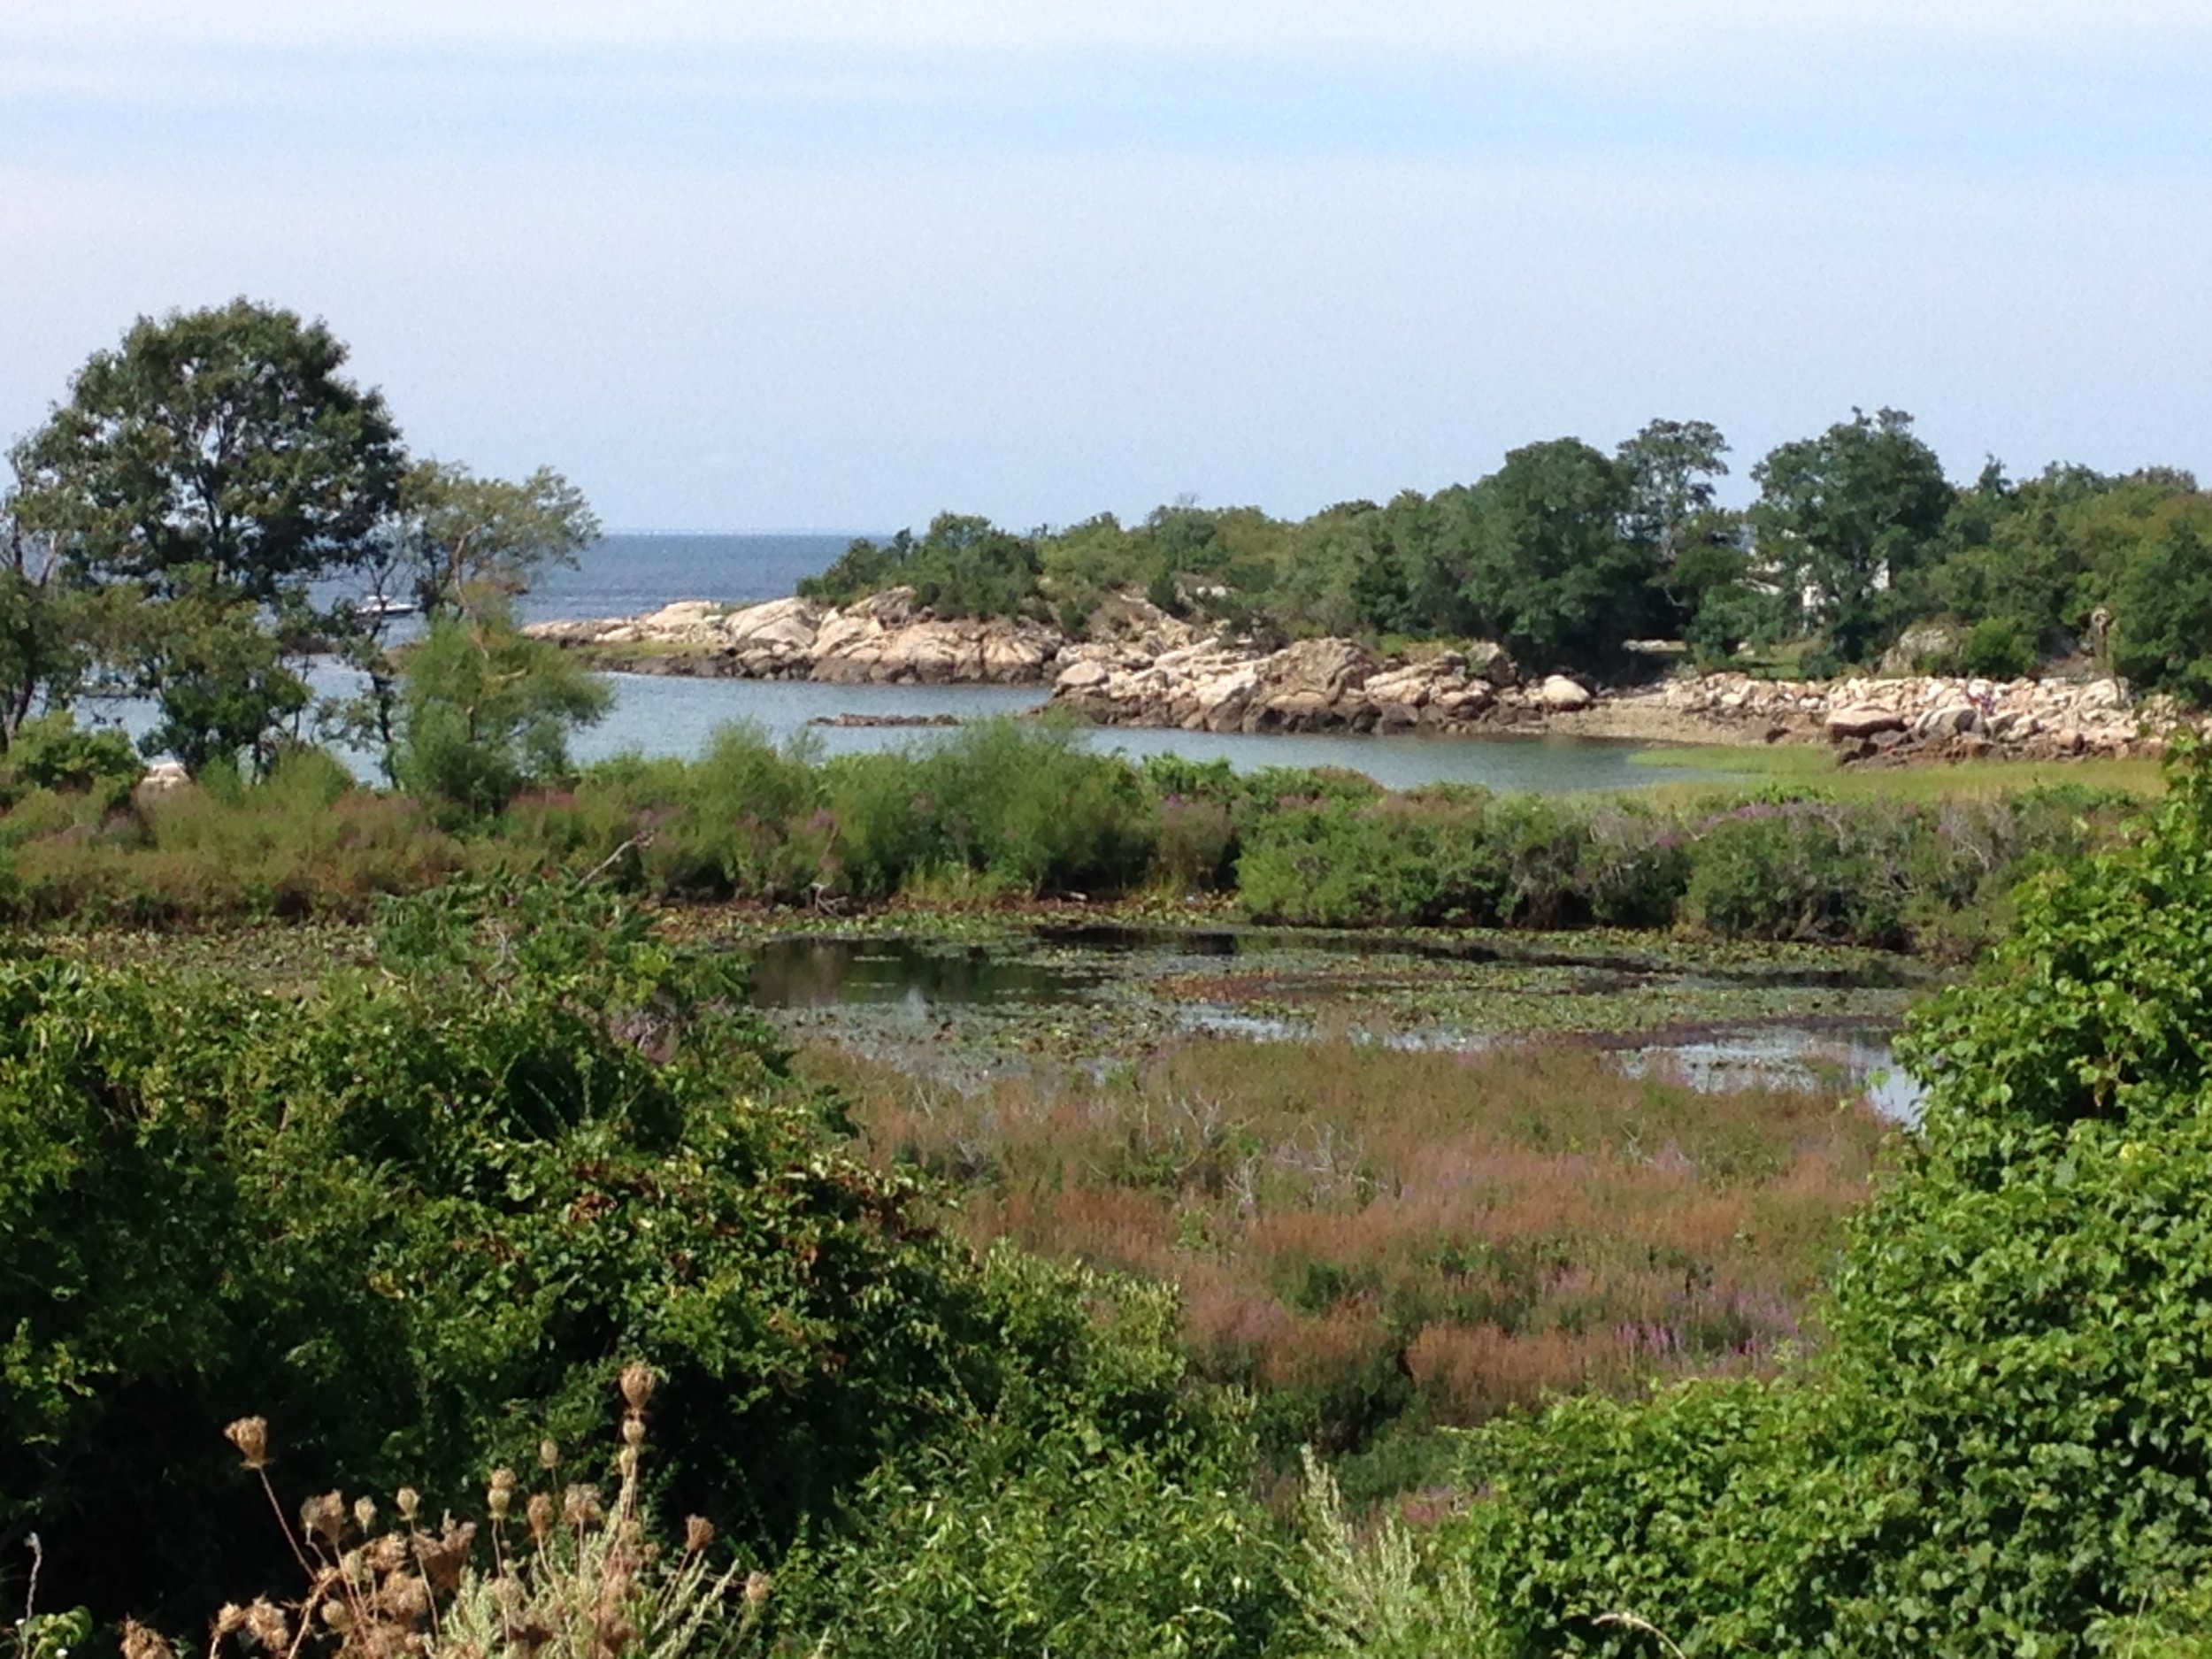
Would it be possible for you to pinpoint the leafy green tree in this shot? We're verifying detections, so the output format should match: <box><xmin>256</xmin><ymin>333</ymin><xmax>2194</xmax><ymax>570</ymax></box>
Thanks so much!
<box><xmin>1460</xmin><ymin>438</ymin><xmax>1658</xmax><ymax>674</ymax></box>
<box><xmin>8</xmin><ymin>299</ymin><xmax>405</xmax><ymax>771</ymax></box>
<box><xmin>1749</xmin><ymin>408</ymin><xmax>1954</xmax><ymax>663</ymax></box>
<box><xmin>2112</xmin><ymin>511</ymin><xmax>2212</xmax><ymax>701</ymax></box>
<box><xmin>1617</xmin><ymin>418</ymin><xmax>1732</xmax><ymax>565</ymax></box>
<box><xmin>378</xmin><ymin>459</ymin><xmax>599</xmax><ymax>618</ymax></box>
<box><xmin>394</xmin><ymin>604</ymin><xmax>611</xmax><ymax>819</ymax></box>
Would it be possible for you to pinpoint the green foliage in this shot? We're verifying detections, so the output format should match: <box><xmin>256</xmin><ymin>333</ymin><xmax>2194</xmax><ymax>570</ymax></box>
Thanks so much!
<box><xmin>0</xmin><ymin>877</ymin><xmax>1268</xmax><ymax>1632</ymax></box>
<box><xmin>9</xmin><ymin>299</ymin><xmax>406</xmax><ymax>773</ymax></box>
<box><xmin>1750</xmin><ymin>408</ymin><xmax>1955</xmax><ymax>663</ymax></box>
<box><xmin>386</xmin><ymin>458</ymin><xmax>599</xmax><ymax>617</ymax></box>
<box><xmin>396</xmin><ymin>607</ymin><xmax>612</xmax><ymax>819</ymax></box>
<box><xmin>1287</xmin><ymin>1451</ymin><xmax>1501</xmax><ymax>1658</ymax></box>
<box><xmin>784</xmin><ymin>1255</ymin><xmax>1283</xmax><ymax>1659</ymax></box>
<box><xmin>1234</xmin><ymin>788</ymin><xmax>2096</xmax><ymax>949</ymax></box>
<box><xmin>798</xmin><ymin>515</ymin><xmax>1044</xmax><ymax>620</ymax></box>
<box><xmin>0</xmin><ymin>714</ymin><xmax>139</xmax><ymax>811</ymax></box>
<box><xmin>1956</xmin><ymin>614</ymin><xmax>2038</xmax><ymax>680</ymax></box>
<box><xmin>2112</xmin><ymin>513</ymin><xmax>2212</xmax><ymax>702</ymax></box>
<box><xmin>1460</xmin><ymin>438</ymin><xmax>1661</xmax><ymax>674</ymax></box>
<box><xmin>811</xmin><ymin>719</ymin><xmax>1158</xmax><ymax>900</ymax></box>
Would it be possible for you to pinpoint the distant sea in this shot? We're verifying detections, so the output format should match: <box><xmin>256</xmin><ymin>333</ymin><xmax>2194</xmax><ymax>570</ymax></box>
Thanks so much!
<box><xmin>519</xmin><ymin>533</ymin><xmax>864</xmax><ymax>624</ymax></box>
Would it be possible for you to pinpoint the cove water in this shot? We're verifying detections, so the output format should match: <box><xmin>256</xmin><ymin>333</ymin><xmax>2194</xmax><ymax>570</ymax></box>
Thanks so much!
<box><xmin>124</xmin><ymin>534</ymin><xmax>1742</xmax><ymax>792</ymax></box>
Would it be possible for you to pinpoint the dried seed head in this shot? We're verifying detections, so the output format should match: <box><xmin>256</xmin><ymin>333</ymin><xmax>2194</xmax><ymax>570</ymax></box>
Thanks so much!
<box><xmin>301</xmin><ymin>1491</ymin><xmax>347</xmax><ymax>1548</ymax></box>
<box><xmin>223</xmin><ymin>1417</ymin><xmax>271</xmax><ymax>1471</ymax></box>
<box><xmin>319</xmin><ymin>1603</ymin><xmax>352</xmax><ymax>1633</ymax></box>
<box><xmin>396</xmin><ymin>1486</ymin><xmax>421</xmax><ymax>1523</ymax></box>
<box><xmin>414</xmin><ymin>1521</ymin><xmax>478</xmax><ymax>1596</ymax></box>
<box><xmin>121</xmin><ymin>1619</ymin><xmax>176</xmax><ymax>1659</ymax></box>
<box><xmin>618</xmin><ymin>1363</ymin><xmax>655</xmax><ymax>1412</ymax></box>
<box><xmin>526</xmin><ymin>1492</ymin><xmax>555</xmax><ymax>1546</ymax></box>
<box><xmin>212</xmin><ymin>1605</ymin><xmax>249</xmax><ymax>1640</ymax></box>
<box><xmin>242</xmin><ymin>1599</ymin><xmax>291</xmax><ymax>1654</ymax></box>
<box><xmin>376</xmin><ymin>1572</ymin><xmax>432</xmax><ymax>1626</ymax></box>
<box><xmin>744</xmin><ymin>1571</ymin><xmax>772</xmax><ymax>1607</ymax></box>
<box><xmin>562</xmin><ymin>1484</ymin><xmax>603</xmax><ymax>1531</ymax></box>
<box><xmin>488</xmin><ymin>1466</ymin><xmax>518</xmax><ymax>1494</ymax></box>
<box><xmin>354</xmin><ymin>1496</ymin><xmax>378</xmax><ymax>1534</ymax></box>
<box><xmin>620</xmin><ymin>1415</ymin><xmax>646</xmax><ymax>1449</ymax></box>
<box><xmin>683</xmin><ymin>1516</ymin><xmax>714</xmax><ymax>1555</ymax></box>
<box><xmin>617</xmin><ymin>1446</ymin><xmax>639</xmax><ymax>1483</ymax></box>
<box><xmin>365</xmin><ymin>1534</ymin><xmax>410</xmax><ymax>1576</ymax></box>
<box><xmin>538</xmin><ymin>1439</ymin><xmax>560</xmax><ymax>1471</ymax></box>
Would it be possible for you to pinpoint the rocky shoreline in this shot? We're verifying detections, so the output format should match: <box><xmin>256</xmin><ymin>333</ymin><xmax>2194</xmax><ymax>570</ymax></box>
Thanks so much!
<box><xmin>526</xmin><ymin>588</ymin><xmax>2194</xmax><ymax>763</ymax></box>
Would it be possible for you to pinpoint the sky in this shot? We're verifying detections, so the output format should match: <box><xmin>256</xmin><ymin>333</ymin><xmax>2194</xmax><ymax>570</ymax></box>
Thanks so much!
<box><xmin>4</xmin><ymin>2</ymin><xmax>2209</xmax><ymax>532</ymax></box>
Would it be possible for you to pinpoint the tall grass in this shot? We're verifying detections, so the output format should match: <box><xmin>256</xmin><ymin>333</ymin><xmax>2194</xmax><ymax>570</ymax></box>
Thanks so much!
<box><xmin>807</xmin><ymin>1035</ymin><xmax>1888</xmax><ymax>1473</ymax></box>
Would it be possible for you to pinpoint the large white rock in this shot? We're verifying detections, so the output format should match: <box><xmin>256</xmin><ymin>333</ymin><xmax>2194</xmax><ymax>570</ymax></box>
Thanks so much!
<box><xmin>1825</xmin><ymin>706</ymin><xmax>1907</xmax><ymax>740</ymax></box>
<box><xmin>1539</xmin><ymin>674</ymin><xmax>1594</xmax><ymax>711</ymax></box>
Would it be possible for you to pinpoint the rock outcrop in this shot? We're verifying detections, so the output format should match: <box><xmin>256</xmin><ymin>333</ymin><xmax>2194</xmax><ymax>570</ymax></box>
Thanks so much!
<box><xmin>527</xmin><ymin>588</ymin><xmax>1062</xmax><ymax>686</ymax></box>
<box><xmin>528</xmin><ymin>590</ymin><xmax>2199</xmax><ymax>761</ymax></box>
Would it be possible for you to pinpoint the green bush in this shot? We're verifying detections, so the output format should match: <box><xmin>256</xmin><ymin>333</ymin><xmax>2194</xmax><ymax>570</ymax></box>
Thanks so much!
<box><xmin>0</xmin><ymin>879</ymin><xmax>1230</xmax><ymax>1625</ymax></box>
<box><xmin>0</xmin><ymin>712</ymin><xmax>142</xmax><ymax>810</ymax></box>
<box><xmin>1957</xmin><ymin>614</ymin><xmax>2039</xmax><ymax>680</ymax></box>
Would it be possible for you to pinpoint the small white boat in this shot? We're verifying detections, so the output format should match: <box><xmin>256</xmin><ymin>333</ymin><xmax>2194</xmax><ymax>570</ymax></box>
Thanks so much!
<box><xmin>355</xmin><ymin>594</ymin><xmax>419</xmax><ymax>619</ymax></box>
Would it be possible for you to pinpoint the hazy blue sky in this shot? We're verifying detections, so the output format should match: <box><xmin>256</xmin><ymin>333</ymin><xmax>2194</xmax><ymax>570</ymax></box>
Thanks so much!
<box><xmin>4</xmin><ymin>2</ymin><xmax>2208</xmax><ymax>531</ymax></box>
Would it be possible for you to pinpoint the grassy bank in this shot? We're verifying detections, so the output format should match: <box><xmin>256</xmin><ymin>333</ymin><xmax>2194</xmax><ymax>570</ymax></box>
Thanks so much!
<box><xmin>0</xmin><ymin>719</ymin><xmax>2146</xmax><ymax>954</ymax></box>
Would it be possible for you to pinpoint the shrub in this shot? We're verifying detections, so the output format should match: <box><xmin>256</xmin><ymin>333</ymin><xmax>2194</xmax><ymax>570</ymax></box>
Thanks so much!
<box><xmin>0</xmin><ymin>712</ymin><xmax>141</xmax><ymax>810</ymax></box>
<box><xmin>0</xmin><ymin>879</ymin><xmax>1217</xmax><ymax>1624</ymax></box>
<box><xmin>1957</xmin><ymin>614</ymin><xmax>2038</xmax><ymax>680</ymax></box>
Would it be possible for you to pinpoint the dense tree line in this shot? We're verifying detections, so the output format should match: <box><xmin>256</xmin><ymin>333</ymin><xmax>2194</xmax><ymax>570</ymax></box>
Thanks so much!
<box><xmin>803</xmin><ymin>412</ymin><xmax>2212</xmax><ymax>693</ymax></box>
<box><xmin>2</xmin><ymin>299</ymin><xmax>604</xmax><ymax>784</ymax></box>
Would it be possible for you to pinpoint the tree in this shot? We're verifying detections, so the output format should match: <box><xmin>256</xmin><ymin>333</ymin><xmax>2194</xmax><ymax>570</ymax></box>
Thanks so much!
<box><xmin>374</xmin><ymin>459</ymin><xmax>598</xmax><ymax>618</ymax></box>
<box><xmin>1460</xmin><ymin>438</ymin><xmax>1658</xmax><ymax>674</ymax></box>
<box><xmin>1748</xmin><ymin>408</ymin><xmax>1954</xmax><ymax>663</ymax></box>
<box><xmin>0</xmin><ymin>510</ymin><xmax>101</xmax><ymax>753</ymax></box>
<box><xmin>1617</xmin><ymin>417</ymin><xmax>1732</xmax><ymax>565</ymax></box>
<box><xmin>9</xmin><ymin>298</ymin><xmax>405</xmax><ymax>771</ymax></box>
<box><xmin>394</xmin><ymin>604</ymin><xmax>612</xmax><ymax>819</ymax></box>
<box><xmin>2111</xmin><ymin>511</ymin><xmax>2212</xmax><ymax>702</ymax></box>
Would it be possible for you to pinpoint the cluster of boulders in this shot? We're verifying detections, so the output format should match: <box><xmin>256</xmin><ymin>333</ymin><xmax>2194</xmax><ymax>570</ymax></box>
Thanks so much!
<box><xmin>526</xmin><ymin>589</ymin><xmax>1061</xmax><ymax>685</ymax></box>
<box><xmin>527</xmin><ymin>588</ymin><xmax>2199</xmax><ymax>761</ymax></box>
<box><xmin>1627</xmin><ymin>671</ymin><xmax>2198</xmax><ymax>760</ymax></box>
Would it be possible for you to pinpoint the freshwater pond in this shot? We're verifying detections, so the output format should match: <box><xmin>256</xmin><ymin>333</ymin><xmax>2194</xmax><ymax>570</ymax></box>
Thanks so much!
<box><xmin>743</xmin><ymin>926</ymin><xmax>1933</xmax><ymax>1123</ymax></box>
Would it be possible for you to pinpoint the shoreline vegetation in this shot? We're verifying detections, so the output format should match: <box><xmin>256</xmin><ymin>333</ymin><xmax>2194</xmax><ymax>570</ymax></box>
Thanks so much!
<box><xmin>0</xmin><ymin>717</ymin><xmax>2149</xmax><ymax>949</ymax></box>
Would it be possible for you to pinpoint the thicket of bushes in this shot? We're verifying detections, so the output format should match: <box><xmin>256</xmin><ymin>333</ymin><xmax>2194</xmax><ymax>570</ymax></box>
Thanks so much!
<box><xmin>0</xmin><ymin>877</ymin><xmax>1261</xmax><ymax>1644</ymax></box>
<box><xmin>0</xmin><ymin>718</ymin><xmax>2134</xmax><ymax>954</ymax></box>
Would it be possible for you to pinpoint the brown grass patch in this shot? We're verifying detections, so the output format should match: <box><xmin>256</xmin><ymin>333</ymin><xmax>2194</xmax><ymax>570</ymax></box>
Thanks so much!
<box><xmin>803</xmin><ymin>1034</ymin><xmax>1888</xmax><ymax>1447</ymax></box>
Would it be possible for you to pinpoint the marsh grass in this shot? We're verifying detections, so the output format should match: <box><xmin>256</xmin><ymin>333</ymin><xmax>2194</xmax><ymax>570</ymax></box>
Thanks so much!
<box><xmin>1633</xmin><ymin>741</ymin><xmax>2164</xmax><ymax>803</ymax></box>
<box><xmin>807</xmin><ymin>1036</ymin><xmax>1886</xmax><ymax>1461</ymax></box>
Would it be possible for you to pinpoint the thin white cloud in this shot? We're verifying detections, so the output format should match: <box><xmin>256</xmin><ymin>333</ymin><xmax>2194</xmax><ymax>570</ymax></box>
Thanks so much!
<box><xmin>5</xmin><ymin>0</ymin><xmax>2207</xmax><ymax>57</ymax></box>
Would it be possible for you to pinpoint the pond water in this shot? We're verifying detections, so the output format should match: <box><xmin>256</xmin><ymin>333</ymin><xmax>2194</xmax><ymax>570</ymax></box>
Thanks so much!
<box><xmin>743</xmin><ymin>926</ymin><xmax>1931</xmax><ymax>1123</ymax></box>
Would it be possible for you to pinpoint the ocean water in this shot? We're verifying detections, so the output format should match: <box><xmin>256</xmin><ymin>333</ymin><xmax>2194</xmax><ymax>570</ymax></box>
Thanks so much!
<box><xmin>520</xmin><ymin>534</ymin><xmax>863</xmax><ymax>623</ymax></box>
<box><xmin>109</xmin><ymin>534</ymin><xmax>1738</xmax><ymax>791</ymax></box>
